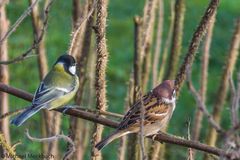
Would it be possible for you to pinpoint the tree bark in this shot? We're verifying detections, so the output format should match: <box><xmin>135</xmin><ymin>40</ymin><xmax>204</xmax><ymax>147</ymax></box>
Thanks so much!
<box><xmin>0</xmin><ymin>0</ymin><xmax>10</xmax><ymax>155</ymax></box>
<box><xmin>91</xmin><ymin>0</ymin><xmax>109</xmax><ymax>159</ymax></box>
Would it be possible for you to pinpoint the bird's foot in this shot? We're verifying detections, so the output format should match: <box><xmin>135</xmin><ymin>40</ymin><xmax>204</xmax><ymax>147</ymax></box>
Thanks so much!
<box><xmin>151</xmin><ymin>131</ymin><xmax>166</xmax><ymax>143</ymax></box>
<box><xmin>62</xmin><ymin>105</ymin><xmax>76</xmax><ymax>115</ymax></box>
<box><xmin>151</xmin><ymin>134</ymin><xmax>158</xmax><ymax>142</ymax></box>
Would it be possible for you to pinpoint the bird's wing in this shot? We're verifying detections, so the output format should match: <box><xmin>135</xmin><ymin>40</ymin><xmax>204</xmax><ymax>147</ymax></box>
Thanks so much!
<box><xmin>118</xmin><ymin>91</ymin><xmax>170</xmax><ymax>130</ymax></box>
<box><xmin>32</xmin><ymin>81</ymin><xmax>73</xmax><ymax>107</ymax></box>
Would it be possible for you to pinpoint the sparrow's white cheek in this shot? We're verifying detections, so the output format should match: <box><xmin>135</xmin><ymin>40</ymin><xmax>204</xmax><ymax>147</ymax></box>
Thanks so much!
<box><xmin>162</xmin><ymin>97</ymin><xmax>176</xmax><ymax>104</ymax></box>
<box><xmin>69</xmin><ymin>66</ymin><xmax>76</xmax><ymax>75</ymax></box>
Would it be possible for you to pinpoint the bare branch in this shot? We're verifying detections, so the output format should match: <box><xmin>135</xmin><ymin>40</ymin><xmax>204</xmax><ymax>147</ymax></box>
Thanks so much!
<box><xmin>139</xmin><ymin>88</ymin><xmax>147</xmax><ymax>160</ymax></box>
<box><xmin>186</xmin><ymin>66</ymin><xmax>223</xmax><ymax>133</ymax></box>
<box><xmin>175</xmin><ymin>0</ymin><xmax>220</xmax><ymax>95</ymax></box>
<box><xmin>0</xmin><ymin>0</ymin><xmax>54</xmax><ymax>65</ymax></box>
<box><xmin>158</xmin><ymin>0</ymin><xmax>174</xmax><ymax>82</ymax></box>
<box><xmin>205</xmin><ymin>18</ymin><xmax>240</xmax><ymax>148</ymax></box>
<box><xmin>229</xmin><ymin>72</ymin><xmax>240</xmax><ymax>130</ymax></box>
<box><xmin>192</xmin><ymin>12</ymin><xmax>216</xmax><ymax>143</ymax></box>
<box><xmin>152</xmin><ymin>0</ymin><xmax>164</xmax><ymax>86</ymax></box>
<box><xmin>0</xmin><ymin>83</ymin><xmax>235</xmax><ymax>158</ymax></box>
<box><xmin>91</xmin><ymin>0</ymin><xmax>109</xmax><ymax>159</ymax></box>
<box><xmin>0</xmin><ymin>0</ymin><xmax>39</xmax><ymax>45</ymax></box>
<box><xmin>187</xmin><ymin>120</ymin><xmax>193</xmax><ymax>160</ymax></box>
<box><xmin>165</xmin><ymin>0</ymin><xmax>185</xmax><ymax>80</ymax></box>
<box><xmin>25</xmin><ymin>129</ymin><xmax>75</xmax><ymax>160</ymax></box>
<box><xmin>0</xmin><ymin>108</ymin><xmax>25</xmax><ymax>121</ymax></box>
<box><xmin>68</xmin><ymin>0</ymin><xmax>97</xmax><ymax>55</ymax></box>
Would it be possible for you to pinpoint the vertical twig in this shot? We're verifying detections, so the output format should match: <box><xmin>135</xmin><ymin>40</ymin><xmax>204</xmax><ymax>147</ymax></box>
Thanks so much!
<box><xmin>152</xmin><ymin>0</ymin><xmax>164</xmax><ymax>86</ymax></box>
<box><xmin>133</xmin><ymin>16</ymin><xmax>143</xmax><ymax>100</ymax></box>
<box><xmin>158</xmin><ymin>0</ymin><xmax>174</xmax><ymax>82</ymax></box>
<box><xmin>29</xmin><ymin>0</ymin><xmax>51</xmax><ymax>155</ymax></box>
<box><xmin>117</xmin><ymin>77</ymin><xmax>134</xmax><ymax>160</ymax></box>
<box><xmin>126</xmin><ymin>16</ymin><xmax>142</xmax><ymax>160</ymax></box>
<box><xmin>205</xmin><ymin>19</ymin><xmax>240</xmax><ymax>151</ymax></box>
<box><xmin>91</xmin><ymin>0</ymin><xmax>109</xmax><ymax>159</ymax></box>
<box><xmin>165</xmin><ymin>0</ymin><xmax>185</xmax><ymax>80</ymax></box>
<box><xmin>159</xmin><ymin>0</ymin><xmax>185</xmax><ymax>158</ymax></box>
<box><xmin>192</xmin><ymin>12</ymin><xmax>216</xmax><ymax>148</ymax></box>
<box><xmin>229</xmin><ymin>73</ymin><xmax>240</xmax><ymax>128</ymax></box>
<box><xmin>187</xmin><ymin>121</ymin><xmax>193</xmax><ymax>160</ymax></box>
<box><xmin>141</xmin><ymin>0</ymin><xmax>158</xmax><ymax>91</ymax></box>
<box><xmin>70</xmin><ymin>0</ymin><xmax>88</xmax><ymax>58</ymax></box>
<box><xmin>0</xmin><ymin>0</ymin><xmax>10</xmax><ymax>155</ymax></box>
<box><xmin>69</xmin><ymin>0</ymin><xmax>95</xmax><ymax>159</ymax></box>
<box><xmin>149</xmin><ymin>0</ymin><xmax>165</xmax><ymax>159</ymax></box>
<box><xmin>139</xmin><ymin>88</ymin><xmax>147</xmax><ymax>160</ymax></box>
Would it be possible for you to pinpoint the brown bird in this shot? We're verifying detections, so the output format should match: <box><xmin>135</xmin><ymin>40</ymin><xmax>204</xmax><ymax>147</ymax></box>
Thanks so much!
<box><xmin>95</xmin><ymin>80</ymin><xmax>176</xmax><ymax>150</ymax></box>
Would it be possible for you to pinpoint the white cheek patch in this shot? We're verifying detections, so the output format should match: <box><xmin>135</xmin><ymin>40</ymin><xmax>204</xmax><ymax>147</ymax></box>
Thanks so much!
<box><xmin>162</xmin><ymin>97</ymin><xmax>176</xmax><ymax>104</ymax></box>
<box><xmin>69</xmin><ymin>65</ymin><xmax>76</xmax><ymax>75</ymax></box>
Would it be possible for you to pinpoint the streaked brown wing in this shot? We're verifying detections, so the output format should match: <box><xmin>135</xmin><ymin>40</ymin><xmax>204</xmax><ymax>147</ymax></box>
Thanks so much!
<box><xmin>144</xmin><ymin>103</ymin><xmax>169</xmax><ymax>124</ymax></box>
<box><xmin>118</xmin><ymin>91</ymin><xmax>169</xmax><ymax>130</ymax></box>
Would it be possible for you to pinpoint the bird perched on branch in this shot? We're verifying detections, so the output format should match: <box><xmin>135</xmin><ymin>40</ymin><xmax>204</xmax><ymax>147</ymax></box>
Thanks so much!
<box><xmin>11</xmin><ymin>54</ymin><xmax>79</xmax><ymax>126</ymax></box>
<box><xmin>95</xmin><ymin>80</ymin><xmax>176</xmax><ymax>150</ymax></box>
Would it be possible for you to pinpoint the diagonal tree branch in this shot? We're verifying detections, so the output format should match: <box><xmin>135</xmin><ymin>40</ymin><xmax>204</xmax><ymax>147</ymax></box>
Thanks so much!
<box><xmin>174</xmin><ymin>0</ymin><xmax>219</xmax><ymax>95</ymax></box>
<box><xmin>0</xmin><ymin>82</ymin><xmax>234</xmax><ymax>158</ymax></box>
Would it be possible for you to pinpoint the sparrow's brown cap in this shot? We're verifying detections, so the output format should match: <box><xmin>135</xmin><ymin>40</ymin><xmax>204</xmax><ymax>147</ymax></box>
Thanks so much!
<box><xmin>153</xmin><ymin>80</ymin><xmax>175</xmax><ymax>99</ymax></box>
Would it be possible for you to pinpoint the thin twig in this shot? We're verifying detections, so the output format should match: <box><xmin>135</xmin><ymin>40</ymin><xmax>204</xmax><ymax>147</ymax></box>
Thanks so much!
<box><xmin>68</xmin><ymin>0</ymin><xmax>97</xmax><ymax>55</ymax></box>
<box><xmin>205</xmin><ymin>18</ymin><xmax>240</xmax><ymax>149</ymax></box>
<box><xmin>186</xmin><ymin>66</ymin><xmax>223</xmax><ymax>133</ymax></box>
<box><xmin>29</xmin><ymin>0</ymin><xmax>52</xmax><ymax>155</ymax></box>
<box><xmin>117</xmin><ymin>78</ymin><xmax>134</xmax><ymax>160</ymax></box>
<box><xmin>165</xmin><ymin>0</ymin><xmax>185</xmax><ymax>79</ymax></box>
<box><xmin>0</xmin><ymin>0</ymin><xmax>54</xmax><ymax>65</ymax></box>
<box><xmin>187</xmin><ymin>120</ymin><xmax>193</xmax><ymax>160</ymax></box>
<box><xmin>0</xmin><ymin>0</ymin><xmax>39</xmax><ymax>45</ymax></box>
<box><xmin>158</xmin><ymin>0</ymin><xmax>174</xmax><ymax>82</ymax></box>
<box><xmin>141</xmin><ymin>0</ymin><xmax>158</xmax><ymax>91</ymax></box>
<box><xmin>192</xmin><ymin>12</ymin><xmax>216</xmax><ymax>144</ymax></box>
<box><xmin>0</xmin><ymin>108</ymin><xmax>25</xmax><ymax>120</ymax></box>
<box><xmin>138</xmin><ymin>88</ymin><xmax>147</xmax><ymax>160</ymax></box>
<box><xmin>69</xmin><ymin>1</ymin><xmax>95</xmax><ymax>159</ymax></box>
<box><xmin>152</xmin><ymin>0</ymin><xmax>164</xmax><ymax>86</ymax></box>
<box><xmin>127</xmin><ymin>16</ymin><xmax>143</xmax><ymax>160</ymax></box>
<box><xmin>229</xmin><ymin>73</ymin><xmax>240</xmax><ymax>129</ymax></box>
<box><xmin>25</xmin><ymin>129</ymin><xmax>75</xmax><ymax>160</ymax></box>
<box><xmin>75</xmin><ymin>107</ymin><xmax>123</xmax><ymax>119</ymax></box>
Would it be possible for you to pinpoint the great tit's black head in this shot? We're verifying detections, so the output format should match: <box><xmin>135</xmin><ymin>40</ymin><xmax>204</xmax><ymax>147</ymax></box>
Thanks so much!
<box><xmin>55</xmin><ymin>54</ymin><xmax>77</xmax><ymax>75</ymax></box>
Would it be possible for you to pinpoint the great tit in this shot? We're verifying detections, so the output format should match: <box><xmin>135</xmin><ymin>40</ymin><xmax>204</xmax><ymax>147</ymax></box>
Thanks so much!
<box><xmin>11</xmin><ymin>54</ymin><xmax>79</xmax><ymax>126</ymax></box>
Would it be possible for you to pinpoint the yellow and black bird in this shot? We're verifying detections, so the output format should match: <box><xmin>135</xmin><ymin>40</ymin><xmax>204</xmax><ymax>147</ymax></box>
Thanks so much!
<box><xmin>11</xmin><ymin>54</ymin><xmax>79</xmax><ymax>126</ymax></box>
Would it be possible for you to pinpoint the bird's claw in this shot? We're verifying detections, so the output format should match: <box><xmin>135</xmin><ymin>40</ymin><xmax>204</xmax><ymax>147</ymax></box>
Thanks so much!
<box><xmin>152</xmin><ymin>134</ymin><xmax>157</xmax><ymax>142</ymax></box>
<box><xmin>62</xmin><ymin>105</ymin><xmax>75</xmax><ymax>115</ymax></box>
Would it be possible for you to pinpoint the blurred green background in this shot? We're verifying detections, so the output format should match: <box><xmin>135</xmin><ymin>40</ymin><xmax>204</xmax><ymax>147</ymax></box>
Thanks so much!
<box><xmin>5</xmin><ymin>0</ymin><xmax>240</xmax><ymax>159</ymax></box>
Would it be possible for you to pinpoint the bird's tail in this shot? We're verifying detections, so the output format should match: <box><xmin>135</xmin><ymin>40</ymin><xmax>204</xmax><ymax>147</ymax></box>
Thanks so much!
<box><xmin>11</xmin><ymin>105</ymin><xmax>41</xmax><ymax>126</ymax></box>
<box><xmin>95</xmin><ymin>130</ymin><xmax>124</xmax><ymax>151</ymax></box>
